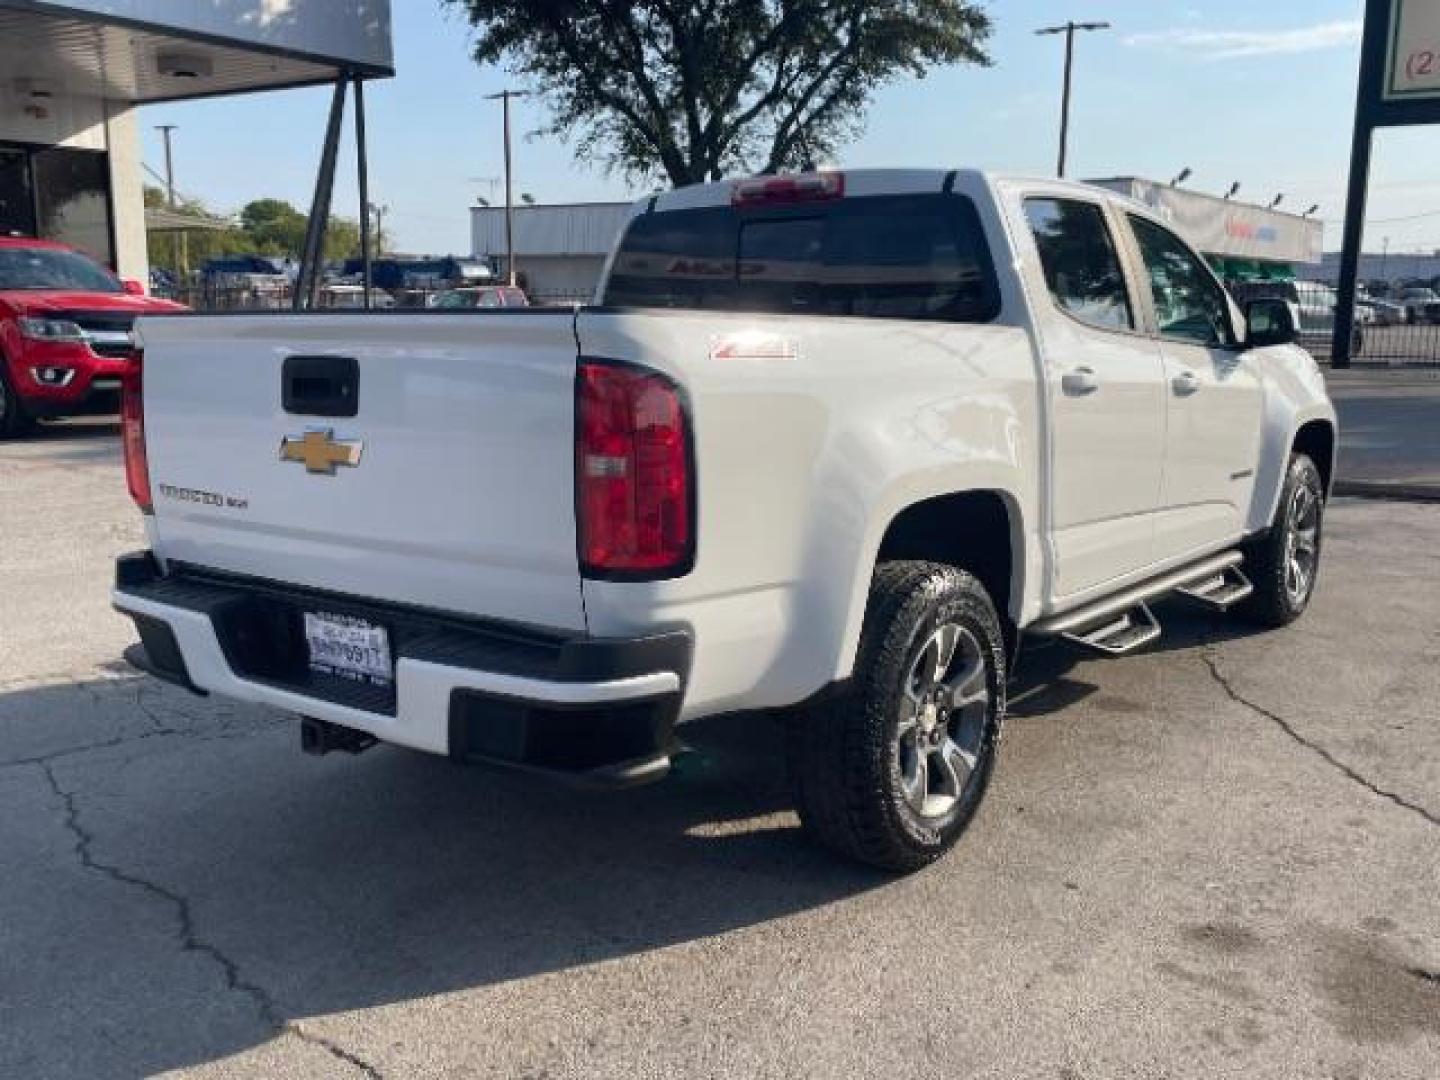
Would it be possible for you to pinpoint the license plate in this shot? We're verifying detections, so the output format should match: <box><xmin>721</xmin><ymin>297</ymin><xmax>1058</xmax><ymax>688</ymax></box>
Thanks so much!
<box><xmin>303</xmin><ymin>611</ymin><xmax>393</xmax><ymax>687</ymax></box>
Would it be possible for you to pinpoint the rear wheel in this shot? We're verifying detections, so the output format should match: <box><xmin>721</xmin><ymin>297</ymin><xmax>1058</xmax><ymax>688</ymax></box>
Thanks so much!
<box><xmin>0</xmin><ymin>362</ymin><xmax>36</xmax><ymax>439</ymax></box>
<box><xmin>1239</xmin><ymin>453</ymin><xmax>1325</xmax><ymax>627</ymax></box>
<box><xmin>786</xmin><ymin>562</ymin><xmax>1006</xmax><ymax>872</ymax></box>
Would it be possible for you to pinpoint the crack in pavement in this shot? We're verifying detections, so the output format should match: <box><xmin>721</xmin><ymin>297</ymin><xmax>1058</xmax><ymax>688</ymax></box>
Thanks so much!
<box><xmin>0</xmin><ymin>715</ymin><xmax>283</xmax><ymax>772</ymax></box>
<box><xmin>36</xmin><ymin>759</ymin><xmax>384</xmax><ymax>1078</ymax></box>
<box><xmin>1201</xmin><ymin>648</ymin><xmax>1439</xmax><ymax>829</ymax></box>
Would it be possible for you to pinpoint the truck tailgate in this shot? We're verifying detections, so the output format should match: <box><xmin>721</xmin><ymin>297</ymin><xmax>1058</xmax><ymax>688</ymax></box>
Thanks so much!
<box><xmin>135</xmin><ymin>312</ymin><xmax>587</xmax><ymax>632</ymax></box>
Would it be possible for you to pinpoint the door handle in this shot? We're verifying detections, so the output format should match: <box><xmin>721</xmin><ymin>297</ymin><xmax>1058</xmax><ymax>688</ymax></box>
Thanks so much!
<box><xmin>1061</xmin><ymin>367</ymin><xmax>1099</xmax><ymax>395</ymax></box>
<box><xmin>1172</xmin><ymin>371</ymin><xmax>1201</xmax><ymax>396</ymax></box>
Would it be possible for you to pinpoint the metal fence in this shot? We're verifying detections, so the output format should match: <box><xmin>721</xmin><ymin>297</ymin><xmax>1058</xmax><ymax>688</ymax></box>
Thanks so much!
<box><xmin>1227</xmin><ymin>279</ymin><xmax>1440</xmax><ymax>366</ymax></box>
<box><xmin>157</xmin><ymin>283</ymin><xmax>591</xmax><ymax>312</ymax></box>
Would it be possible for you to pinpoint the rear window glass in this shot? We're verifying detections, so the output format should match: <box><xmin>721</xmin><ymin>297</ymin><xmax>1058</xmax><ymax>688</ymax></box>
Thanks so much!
<box><xmin>604</xmin><ymin>194</ymin><xmax>1000</xmax><ymax>323</ymax></box>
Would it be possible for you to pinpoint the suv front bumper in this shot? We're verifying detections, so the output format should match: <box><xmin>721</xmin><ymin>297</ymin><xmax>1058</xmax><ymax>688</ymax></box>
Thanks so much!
<box><xmin>112</xmin><ymin>553</ymin><xmax>692</xmax><ymax>786</ymax></box>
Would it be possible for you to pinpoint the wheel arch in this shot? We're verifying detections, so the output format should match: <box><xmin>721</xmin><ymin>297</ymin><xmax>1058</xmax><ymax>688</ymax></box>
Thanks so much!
<box><xmin>834</xmin><ymin>487</ymin><xmax>1028</xmax><ymax>681</ymax></box>
<box><xmin>1292</xmin><ymin>418</ymin><xmax>1336</xmax><ymax>497</ymax></box>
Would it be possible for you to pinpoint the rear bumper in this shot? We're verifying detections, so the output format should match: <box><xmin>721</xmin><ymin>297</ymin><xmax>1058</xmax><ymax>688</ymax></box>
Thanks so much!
<box><xmin>112</xmin><ymin>552</ymin><xmax>692</xmax><ymax>785</ymax></box>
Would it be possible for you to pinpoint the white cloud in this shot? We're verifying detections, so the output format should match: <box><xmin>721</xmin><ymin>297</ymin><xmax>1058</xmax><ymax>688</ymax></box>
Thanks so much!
<box><xmin>1125</xmin><ymin>20</ymin><xmax>1361</xmax><ymax>60</ymax></box>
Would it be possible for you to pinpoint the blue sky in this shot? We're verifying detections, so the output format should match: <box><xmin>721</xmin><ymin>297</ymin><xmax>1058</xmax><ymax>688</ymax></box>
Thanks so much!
<box><xmin>139</xmin><ymin>1</ymin><xmax>1437</xmax><ymax>257</ymax></box>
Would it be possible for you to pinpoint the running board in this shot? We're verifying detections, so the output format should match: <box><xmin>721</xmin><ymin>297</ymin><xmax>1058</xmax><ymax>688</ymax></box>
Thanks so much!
<box><xmin>1061</xmin><ymin>603</ymin><xmax>1161</xmax><ymax>656</ymax></box>
<box><xmin>1175</xmin><ymin>566</ymin><xmax>1253</xmax><ymax>611</ymax></box>
<box><xmin>1030</xmin><ymin>550</ymin><xmax>1246</xmax><ymax>643</ymax></box>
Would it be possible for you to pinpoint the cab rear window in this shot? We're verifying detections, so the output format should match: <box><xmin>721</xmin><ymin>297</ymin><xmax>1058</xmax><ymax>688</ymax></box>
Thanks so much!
<box><xmin>603</xmin><ymin>194</ymin><xmax>1000</xmax><ymax>323</ymax></box>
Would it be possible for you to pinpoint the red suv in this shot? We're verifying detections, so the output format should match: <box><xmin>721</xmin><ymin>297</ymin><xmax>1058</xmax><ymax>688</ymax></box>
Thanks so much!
<box><xmin>0</xmin><ymin>237</ymin><xmax>186</xmax><ymax>438</ymax></box>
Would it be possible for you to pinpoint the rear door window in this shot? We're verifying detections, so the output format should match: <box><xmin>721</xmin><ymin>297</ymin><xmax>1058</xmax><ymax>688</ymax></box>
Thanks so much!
<box><xmin>1023</xmin><ymin>198</ymin><xmax>1134</xmax><ymax>332</ymax></box>
<box><xmin>604</xmin><ymin>194</ymin><xmax>999</xmax><ymax>323</ymax></box>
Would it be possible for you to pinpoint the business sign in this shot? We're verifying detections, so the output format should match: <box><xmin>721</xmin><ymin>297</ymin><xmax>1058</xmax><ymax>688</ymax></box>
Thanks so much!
<box><xmin>1385</xmin><ymin>0</ymin><xmax>1440</xmax><ymax>99</ymax></box>
<box><xmin>33</xmin><ymin>0</ymin><xmax>394</xmax><ymax>71</ymax></box>
<box><xmin>1090</xmin><ymin>179</ymin><xmax>1324</xmax><ymax>265</ymax></box>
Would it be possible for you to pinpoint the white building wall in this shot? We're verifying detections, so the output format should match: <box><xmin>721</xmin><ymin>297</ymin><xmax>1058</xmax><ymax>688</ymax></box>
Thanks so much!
<box><xmin>0</xmin><ymin>84</ymin><xmax>106</xmax><ymax>147</ymax></box>
<box><xmin>472</xmin><ymin>203</ymin><xmax>634</xmax><ymax>260</ymax></box>
<box><xmin>510</xmin><ymin>255</ymin><xmax>609</xmax><ymax>302</ymax></box>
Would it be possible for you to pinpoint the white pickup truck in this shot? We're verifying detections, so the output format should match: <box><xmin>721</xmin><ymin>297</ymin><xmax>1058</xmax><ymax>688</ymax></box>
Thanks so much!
<box><xmin>114</xmin><ymin>170</ymin><xmax>1336</xmax><ymax>871</ymax></box>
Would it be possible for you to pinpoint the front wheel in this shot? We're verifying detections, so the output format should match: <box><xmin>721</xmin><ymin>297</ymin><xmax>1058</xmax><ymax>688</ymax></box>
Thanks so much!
<box><xmin>1239</xmin><ymin>453</ymin><xmax>1325</xmax><ymax>627</ymax></box>
<box><xmin>0</xmin><ymin>362</ymin><xmax>36</xmax><ymax>440</ymax></box>
<box><xmin>786</xmin><ymin>562</ymin><xmax>1006</xmax><ymax>872</ymax></box>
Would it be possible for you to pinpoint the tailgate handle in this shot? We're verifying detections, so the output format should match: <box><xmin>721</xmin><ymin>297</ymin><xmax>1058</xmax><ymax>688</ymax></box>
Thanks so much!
<box><xmin>283</xmin><ymin>355</ymin><xmax>359</xmax><ymax>418</ymax></box>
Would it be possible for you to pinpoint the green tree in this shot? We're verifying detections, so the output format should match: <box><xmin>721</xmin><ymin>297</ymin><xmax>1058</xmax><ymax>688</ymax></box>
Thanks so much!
<box><xmin>147</xmin><ymin>189</ymin><xmax>383</xmax><ymax>270</ymax></box>
<box><xmin>323</xmin><ymin>216</ymin><xmax>364</xmax><ymax>262</ymax></box>
<box><xmin>444</xmin><ymin>0</ymin><xmax>992</xmax><ymax>186</ymax></box>
<box><xmin>144</xmin><ymin>185</ymin><xmax>256</xmax><ymax>272</ymax></box>
<box><xmin>239</xmin><ymin>198</ymin><xmax>309</xmax><ymax>255</ymax></box>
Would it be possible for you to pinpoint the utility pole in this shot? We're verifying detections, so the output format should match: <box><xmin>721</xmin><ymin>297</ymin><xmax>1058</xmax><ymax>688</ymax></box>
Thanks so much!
<box><xmin>1380</xmin><ymin>236</ymin><xmax>1390</xmax><ymax>282</ymax></box>
<box><xmin>1035</xmin><ymin>21</ymin><xmax>1110</xmax><ymax>179</ymax></box>
<box><xmin>484</xmin><ymin>89</ymin><xmax>526</xmax><ymax>286</ymax></box>
<box><xmin>155</xmin><ymin>124</ymin><xmax>186</xmax><ymax>277</ymax></box>
<box><xmin>367</xmin><ymin>203</ymin><xmax>388</xmax><ymax>256</ymax></box>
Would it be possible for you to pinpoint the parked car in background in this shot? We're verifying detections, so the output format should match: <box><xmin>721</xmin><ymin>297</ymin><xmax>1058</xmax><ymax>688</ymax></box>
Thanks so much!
<box><xmin>1396</xmin><ymin>286</ymin><xmax>1440</xmax><ymax>324</ymax></box>
<box><xmin>200</xmin><ymin>255</ymin><xmax>290</xmax><ymax>309</ymax></box>
<box><xmin>0</xmin><ymin>237</ymin><xmax>185</xmax><ymax>437</ymax></box>
<box><xmin>1228</xmin><ymin>279</ymin><xmax>1367</xmax><ymax>354</ymax></box>
<box><xmin>344</xmin><ymin>256</ymin><xmax>493</xmax><ymax>293</ymax></box>
<box><xmin>427</xmin><ymin>286</ymin><xmax>529</xmax><ymax>309</ymax></box>
<box><xmin>116</xmin><ymin>170</ymin><xmax>1336</xmax><ymax>871</ymax></box>
<box><xmin>1359</xmin><ymin>296</ymin><xmax>1406</xmax><ymax>326</ymax></box>
<box><xmin>317</xmin><ymin>284</ymin><xmax>396</xmax><ymax>310</ymax></box>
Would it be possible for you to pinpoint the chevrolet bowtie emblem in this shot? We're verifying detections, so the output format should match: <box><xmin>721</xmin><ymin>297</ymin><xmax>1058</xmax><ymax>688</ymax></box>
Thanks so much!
<box><xmin>279</xmin><ymin>429</ymin><xmax>364</xmax><ymax>475</ymax></box>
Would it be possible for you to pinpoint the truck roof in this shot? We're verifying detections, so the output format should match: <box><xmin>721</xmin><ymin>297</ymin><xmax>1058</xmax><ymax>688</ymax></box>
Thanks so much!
<box><xmin>641</xmin><ymin>168</ymin><xmax>1146</xmax><ymax>216</ymax></box>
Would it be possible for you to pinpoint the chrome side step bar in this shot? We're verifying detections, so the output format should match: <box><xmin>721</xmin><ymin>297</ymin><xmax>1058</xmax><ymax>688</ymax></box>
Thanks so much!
<box><xmin>1175</xmin><ymin>566</ymin><xmax>1254</xmax><ymax>611</ymax></box>
<box><xmin>1060</xmin><ymin>603</ymin><xmax>1161</xmax><ymax>656</ymax></box>
<box><xmin>1030</xmin><ymin>550</ymin><xmax>1245</xmax><ymax>654</ymax></box>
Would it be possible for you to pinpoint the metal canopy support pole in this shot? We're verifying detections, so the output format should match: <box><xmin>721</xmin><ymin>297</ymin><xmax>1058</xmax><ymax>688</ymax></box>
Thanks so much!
<box><xmin>295</xmin><ymin>78</ymin><xmax>348</xmax><ymax>311</ymax></box>
<box><xmin>354</xmin><ymin>76</ymin><xmax>373</xmax><ymax>311</ymax></box>
<box><xmin>1333</xmin><ymin>0</ymin><xmax>1389</xmax><ymax>369</ymax></box>
<box><xmin>1333</xmin><ymin>124</ymin><xmax>1373</xmax><ymax>370</ymax></box>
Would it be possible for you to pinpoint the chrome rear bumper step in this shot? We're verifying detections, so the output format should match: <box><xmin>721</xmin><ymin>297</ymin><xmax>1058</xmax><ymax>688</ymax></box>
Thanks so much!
<box><xmin>1031</xmin><ymin>550</ymin><xmax>1245</xmax><ymax>645</ymax></box>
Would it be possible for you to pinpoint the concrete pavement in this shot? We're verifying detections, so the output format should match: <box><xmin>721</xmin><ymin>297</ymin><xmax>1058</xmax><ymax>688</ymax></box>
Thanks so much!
<box><xmin>1328</xmin><ymin>367</ymin><xmax>1440</xmax><ymax>498</ymax></box>
<box><xmin>0</xmin><ymin>422</ymin><xmax>1436</xmax><ymax>1078</ymax></box>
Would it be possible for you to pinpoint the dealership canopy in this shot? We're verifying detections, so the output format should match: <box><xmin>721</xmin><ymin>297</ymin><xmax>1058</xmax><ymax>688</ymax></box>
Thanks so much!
<box><xmin>0</xmin><ymin>1</ymin><xmax>393</xmax><ymax>103</ymax></box>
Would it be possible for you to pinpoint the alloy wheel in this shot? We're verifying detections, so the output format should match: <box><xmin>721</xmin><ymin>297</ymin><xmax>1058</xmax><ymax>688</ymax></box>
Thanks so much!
<box><xmin>895</xmin><ymin>623</ymin><xmax>990</xmax><ymax>820</ymax></box>
<box><xmin>1283</xmin><ymin>481</ymin><xmax>1321</xmax><ymax>606</ymax></box>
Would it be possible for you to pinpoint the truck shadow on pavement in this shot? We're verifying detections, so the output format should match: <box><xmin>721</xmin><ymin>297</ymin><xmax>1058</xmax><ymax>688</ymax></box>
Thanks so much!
<box><xmin>3</xmin><ymin>603</ymin><xmax>1259</xmax><ymax>1077</ymax></box>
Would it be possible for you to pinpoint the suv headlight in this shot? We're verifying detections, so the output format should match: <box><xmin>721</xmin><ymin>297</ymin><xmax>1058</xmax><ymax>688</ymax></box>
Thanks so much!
<box><xmin>17</xmin><ymin>317</ymin><xmax>86</xmax><ymax>342</ymax></box>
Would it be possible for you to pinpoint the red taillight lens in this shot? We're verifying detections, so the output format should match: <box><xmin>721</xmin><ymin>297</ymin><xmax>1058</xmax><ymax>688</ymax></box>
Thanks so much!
<box><xmin>121</xmin><ymin>355</ymin><xmax>152</xmax><ymax>513</ymax></box>
<box><xmin>577</xmin><ymin>360</ymin><xmax>692</xmax><ymax>577</ymax></box>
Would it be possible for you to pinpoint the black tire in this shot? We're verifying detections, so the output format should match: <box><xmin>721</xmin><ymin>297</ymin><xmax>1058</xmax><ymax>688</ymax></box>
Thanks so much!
<box><xmin>786</xmin><ymin>561</ymin><xmax>1006</xmax><ymax>872</ymax></box>
<box><xmin>1239</xmin><ymin>453</ymin><xmax>1325</xmax><ymax>628</ymax></box>
<box><xmin>0</xmin><ymin>361</ymin><xmax>35</xmax><ymax>440</ymax></box>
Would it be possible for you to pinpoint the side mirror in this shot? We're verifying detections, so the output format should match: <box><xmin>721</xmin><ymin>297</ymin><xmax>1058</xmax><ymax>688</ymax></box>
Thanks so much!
<box><xmin>121</xmin><ymin>278</ymin><xmax>146</xmax><ymax>296</ymax></box>
<box><xmin>1244</xmin><ymin>297</ymin><xmax>1299</xmax><ymax>347</ymax></box>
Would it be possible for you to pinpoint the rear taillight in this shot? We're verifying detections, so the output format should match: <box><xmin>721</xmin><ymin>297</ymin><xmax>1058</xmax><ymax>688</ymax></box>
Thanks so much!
<box><xmin>121</xmin><ymin>354</ymin><xmax>152</xmax><ymax>513</ymax></box>
<box><xmin>576</xmin><ymin>360</ymin><xmax>692</xmax><ymax>577</ymax></box>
